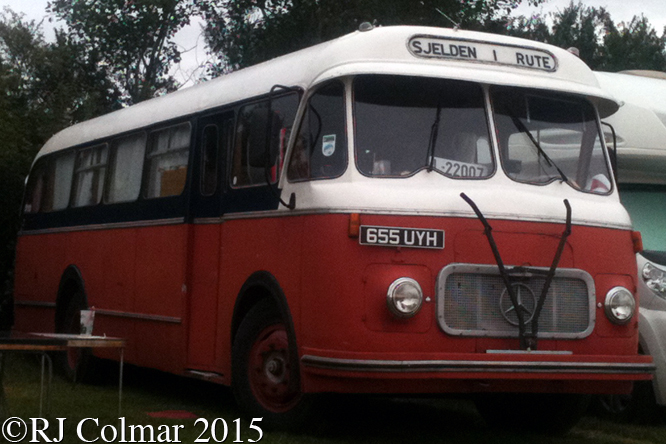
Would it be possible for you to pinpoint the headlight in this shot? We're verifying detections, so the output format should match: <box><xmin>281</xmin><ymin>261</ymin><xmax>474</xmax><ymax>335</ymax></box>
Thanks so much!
<box><xmin>642</xmin><ymin>262</ymin><xmax>666</xmax><ymax>299</ymax></box>
<box><xmin>604</xmin><ymin>286</ymin><xmax>636</xmax><ymax>325</ymax></box>
<box><xmin>386</xmin><ymin>277</ymin><xmax>423</xmax><ymax>318</ymax></box>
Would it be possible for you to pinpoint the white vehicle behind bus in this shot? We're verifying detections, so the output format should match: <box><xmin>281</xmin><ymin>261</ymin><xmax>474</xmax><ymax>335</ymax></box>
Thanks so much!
<box><xmin>596</xmin><ymin>70</ymin><xmax>666</xmax><ymax>419</ymax></box>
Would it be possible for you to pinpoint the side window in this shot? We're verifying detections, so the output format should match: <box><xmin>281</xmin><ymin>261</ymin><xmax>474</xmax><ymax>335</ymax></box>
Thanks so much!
<box><xmin>72</xmin><ymin>144</ymin><xmax>108</xmax><ymax>208</ymax></box>
<box><xmin>231</xmin><ymin>93</ymin><xmax>299</xmax><ymax>187</ymax></box>
<box><xmin>288</xmin><ymin>81</ymin><xmax>347</xmax><ymax>181</ymax></box>
<box><xmin>107</xmin><ymin>132</ymin><xmax>146</xmax><ymax>203</ymax></box>
<box><xmin>52</xmin><ymin>151</ymin><xmax>75</xmax><ymax>210</ymax></box>
<box><xmin>201</xmin><ymin>117</ymin><xmax>234</xmax><ymax>196</ymax></box>
<box><xmin>23</xmin><ymin>158</ymin><xmax>51</xmax><ymax>214</ymax></box>
<box><xmin>144</xmin><ymin>122</ymin><xmax>191</xmax><ymax>198</ymax></box>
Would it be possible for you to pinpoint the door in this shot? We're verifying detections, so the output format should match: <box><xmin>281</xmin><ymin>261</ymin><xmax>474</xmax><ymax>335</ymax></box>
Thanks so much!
<box><xmin>187</xmin><ymin>111</ymin><xmax>234</xmax><ymax>369</ymax></box>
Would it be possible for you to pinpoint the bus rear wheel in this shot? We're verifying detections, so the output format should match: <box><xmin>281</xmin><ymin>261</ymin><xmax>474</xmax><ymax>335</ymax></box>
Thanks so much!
<box><xmin>232</xmin><ymin>299</ymin><xmax>308</xmax><ymax>428</ymax></box>
<box><xmin>57</xmin><ymin>290</ymin><xmax>93</xmax><ymax>381</ymax></box>
<box><xmin>474</xmin><ymin>393</ymin><xmax>589</xmax><ymax>435</ymax></box>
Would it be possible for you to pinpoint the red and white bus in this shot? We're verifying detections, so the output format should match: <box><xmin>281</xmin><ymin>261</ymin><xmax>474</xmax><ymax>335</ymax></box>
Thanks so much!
<box><xmin>13</xmin><ymin>25</ymin><xmax>653</xmax><ymax>431</ymax></box>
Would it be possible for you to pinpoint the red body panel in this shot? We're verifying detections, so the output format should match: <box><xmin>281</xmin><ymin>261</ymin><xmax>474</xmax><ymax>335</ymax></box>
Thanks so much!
<box><xmin>13</xmin><ymin>212</ymin><xmax>648</xmax><ymax>394</ymax></box>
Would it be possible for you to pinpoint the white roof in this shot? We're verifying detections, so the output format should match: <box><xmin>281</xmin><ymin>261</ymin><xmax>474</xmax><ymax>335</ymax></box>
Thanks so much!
<box><xmin>37</xmin><ymin>25</ymin><xmax>618</xmax><ymax>161</ymax></box>
<box><xmin>595</xmin><ymin>71</ymin><xmax>666</xmax><ymax>184</ymax></box>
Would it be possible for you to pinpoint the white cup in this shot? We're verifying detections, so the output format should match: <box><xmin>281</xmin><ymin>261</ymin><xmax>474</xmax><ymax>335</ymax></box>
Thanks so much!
<box><xmin>80</xmin><ymin>309</ymin><xmax>95</xmax><ymax>336</ymax></box>
<box><xmin>372</xmin><ymin>160</ymin><xmax>391</xmax><ymax>175</ymax></box>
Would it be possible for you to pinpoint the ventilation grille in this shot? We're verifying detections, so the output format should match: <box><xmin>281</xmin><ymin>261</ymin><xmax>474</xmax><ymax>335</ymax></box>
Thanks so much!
<box><xmin>437</xmin><ymin>264</ymin><xmax>595</xmax><ymax>339</ymax></box>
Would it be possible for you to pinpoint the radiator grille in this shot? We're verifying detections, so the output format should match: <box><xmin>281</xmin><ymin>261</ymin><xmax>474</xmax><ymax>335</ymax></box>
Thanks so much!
<box><xmin>437</xmin><ymin>264</ymin><xmax>595</xmax><ymax>339</ymax></box>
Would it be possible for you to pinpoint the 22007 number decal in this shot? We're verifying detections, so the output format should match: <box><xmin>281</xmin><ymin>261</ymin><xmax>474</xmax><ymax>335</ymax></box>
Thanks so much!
<box><xmin>360</xmin><ymin>225</ymin><xmax>444</xmax><ymax>249</ymax></box>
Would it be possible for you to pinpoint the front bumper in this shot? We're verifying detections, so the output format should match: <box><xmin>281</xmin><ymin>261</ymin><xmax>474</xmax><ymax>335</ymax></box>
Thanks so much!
<box><xmin>302</xmin><ymin>354</ymin><xmax>655</xmax><ymax>376</ymax></box>
<box><xmin>300</xmin><ymin>351</ymin><xmax>654</xmax><ymax>395</ymax></box>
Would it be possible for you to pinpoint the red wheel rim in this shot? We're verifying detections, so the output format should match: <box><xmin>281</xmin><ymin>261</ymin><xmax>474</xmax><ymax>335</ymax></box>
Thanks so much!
<box><xmin>248</xmin><ymin>323</ymin><xmax>300</xmax><ymax>413</ymax></box>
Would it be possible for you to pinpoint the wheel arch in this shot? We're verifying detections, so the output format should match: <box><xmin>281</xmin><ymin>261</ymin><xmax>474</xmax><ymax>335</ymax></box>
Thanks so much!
<box><xmin>231</xmin><ymin>271</ymin><xmax>301</xmax><ymax>386</ymax></box>
<box><xmin>55</xmin><ymin>265</ymin><xmax>87</xmax><ymax>331</ymax></box>
<box><xmin>231</xmin><ymin>270</ymin><xmax>296</xmax><ymax>347</ymax></box>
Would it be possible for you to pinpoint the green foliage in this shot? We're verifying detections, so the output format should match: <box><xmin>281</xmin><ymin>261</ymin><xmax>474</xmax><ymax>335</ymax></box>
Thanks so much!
<box><xmin>202</xmin><ymin>0</ymin><xmax>545</xmax><ymax>72</ymax></box>
<box><xmin>0</xmin><ymin>9</ymin><xmax>120</xmax><ymax>310</ymax></box>
<box><xmin>600</xmin><ymin>15</ymin><xmax>666</xmax><ymax>72</ymax></box>
<box><xmin>48</xmin><ymin>0</ymin><xmax>203</xmax><ymax>105</ymax></box>
<box><xmin>503</xmin><ymin>1</ymin><xmax>666</xmax><ymax>71</ymax></box>
<box><xmin>549</xmin><ymin>2</ymin><xmax>610</xmax><ymax>66</ymax></box>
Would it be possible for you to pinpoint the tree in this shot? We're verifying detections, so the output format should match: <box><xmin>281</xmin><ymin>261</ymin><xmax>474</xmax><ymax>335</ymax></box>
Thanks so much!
<box><xmin>0</xmin><ymin>9</ymin><xmax>119</xmax><ymax>316</ymax></box>
<box><xmin>202</xmin><ymin>0</ymin><xmax>545</xmax><ymax>72</ymax></box>
<box><xmin>503</xmin><ymin>1</ymin><xmax>666</xmax><ymax>72</ymax></box>
<box><xmin>548</xmin><ymin>2</ymin><xmax>610</xmax><ymax>67</ymax></box>
<box><xmin>48</xmin><ymin>0</ymin><xmax>203</xmax><ymax>105</ymax></box>
<box><xmin>600</xmin><ymin>15</ymin><xmax>666</xmax><ymax>72</ymax></box>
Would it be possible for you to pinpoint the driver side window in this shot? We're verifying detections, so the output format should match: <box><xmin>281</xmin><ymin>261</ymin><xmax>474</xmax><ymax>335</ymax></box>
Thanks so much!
<box><xmin>288</xmin><ymin>81</ymin><xmax>347</xmax><ymax>181</ymax></box>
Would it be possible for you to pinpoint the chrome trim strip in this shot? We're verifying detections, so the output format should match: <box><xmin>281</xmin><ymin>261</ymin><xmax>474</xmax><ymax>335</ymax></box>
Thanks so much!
<box><xmin>193</xmin><ymin>217</ymin><xmax>223</xmax><ymax>225</ymax></box>
<box><xmin>18</xmin><ymin>207</ymin><xmax>631</xmax><ymax>234</ymax></box>
<box><xmin>436</xmin><ymin>263</ymin><xmax>596</xmax><ymax>339</ymax></box>
<box><xmin>18</xmin><ymin>217</ymin><xmax>185</xmax><ymax>236</ymax></box>
<box><xmin>301</xmin><ymin>355</ymin><xmax>655</xmax><ymax>374</ymax></box>
<box><xmin>486</xmin><ymin>349</ymin><xmax>573</xmax><ymax>355</ymax></box>
<box><xmin>14</xmin><ymin>300</ymin><xmax>56</xmax><ymax>308</ymax></box>
<box><xmin>95</xmin><ymin>309</ymin><xmax>181</xmax><ymax>324</ymax></box>
<box><xmin>14</xmin><ymin>301</ymin><xmax>181</xmax><ymax>324</ymax></box>
<box><xmin>218</xmin><ymin>207</ymin><xmax>631</xmax><ymax>230</ymax></box>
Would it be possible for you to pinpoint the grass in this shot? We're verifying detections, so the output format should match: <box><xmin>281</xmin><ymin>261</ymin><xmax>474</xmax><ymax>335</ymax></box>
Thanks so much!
<box><xmin>2</xmin><ymin>354</ymin><xmax>665</xmax><ymax>444</ymax></box>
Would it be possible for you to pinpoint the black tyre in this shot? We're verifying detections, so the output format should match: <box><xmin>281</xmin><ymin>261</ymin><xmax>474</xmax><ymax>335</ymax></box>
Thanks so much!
<box><xmin>56</xmin><ymin>290</ymin><xmax>94</xmax><ymax>381</ymax></box>
<box><xmin>594</xmin><ymin>380</ymin><xmax>661</xmax><ymax>424</ymax></box>
<box><xmin>475</xmin><ymin>393</ymin><xmax>589</xmax><ymax>435</ymax></box>
<box><xmin>232</xmin><ymin>299</ymin><xmax>309</xmax><ymax>428</ymax></box>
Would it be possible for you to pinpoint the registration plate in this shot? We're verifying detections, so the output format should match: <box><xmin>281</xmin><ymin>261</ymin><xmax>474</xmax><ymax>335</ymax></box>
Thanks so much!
<box><xmin>359</xmin><ymin>225</ymin><xmax>445</xmax><ymax>249</ymax></box>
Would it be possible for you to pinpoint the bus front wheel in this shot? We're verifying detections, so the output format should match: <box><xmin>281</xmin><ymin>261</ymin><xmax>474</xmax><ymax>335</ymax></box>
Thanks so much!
<box><xmin>232</xmin><ymin>299</ymin><xmax>309</xmax><ymax>428</ymax></box>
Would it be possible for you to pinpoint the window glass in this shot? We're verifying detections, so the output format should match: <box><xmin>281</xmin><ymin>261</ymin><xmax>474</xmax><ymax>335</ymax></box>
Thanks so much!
<box><xmin>231</xmin><ymin>93</ymin><xmax>299</xmax><ymax>187</ymax></box>
<box><xmin>144</xmin><ymin>123</ymin><xmax>191</xmax><ymax>198</ymax></box>
<box><xmin>52</xmin><ymin>151</ymin><xmax>75</xmax><ymax>210</ymax></box>
<box><xmin>354</xmin><ymin>75</ymin><xmax>493</xmax><ymax>178</ymax></box>
<box><xmin>72</xmin><ymin>144</ymin><xmax>108</xmax><ymax>207</ymax></box>
<box><xmin>23</xmin><ymin>158</ymin><xmax>51</xmax><ymax>214</ymax></box>
<box><xmin>492</xmin><ymin>87</ymin><xmax>611</xmax><ymax>194</ymax></box>
<box><xmin>201</xmin><ymin>125</ymin><xmax>219</xmax><ymax>196</ymax></box>
<box><xmin>288</xmin><ymin>81</ymin><xmax>347</xmax><ymax>181</ymax></box>
<box><xmin>107</xmin><ymin>132</ymin><xmax>146</xmax><ymax>203</ymax></box>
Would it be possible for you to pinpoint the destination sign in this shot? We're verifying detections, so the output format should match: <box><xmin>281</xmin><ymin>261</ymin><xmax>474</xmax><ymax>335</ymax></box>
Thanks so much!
<box><xmin>408</xmin><ymin>35</ymin><xmax>557</xmax><ymax>72</ymax></box>
<box><xmin>360</xmin><ymin>225</ymin><xmax>444</xmax><ymax>249</ymax></box>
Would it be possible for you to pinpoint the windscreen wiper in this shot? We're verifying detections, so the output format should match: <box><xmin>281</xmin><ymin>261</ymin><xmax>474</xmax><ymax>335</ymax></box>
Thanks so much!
<box><xmin>508</xmin><ymin>112</ymin><xmax>571</xmax><ymax>185</ymax></box>
<box><xmin>426</xmin><ymin>102</ymin><xmax>443</xmax><ymax>172</ymax></box>
<box><xmin>460</xmin><ymin>193</ymin><xmax>530</xmax><ymax>349</ymax></box>
<box><xmin>461</xmin><ymin>193</ymin><xmax>572</xmax><ymax>350</ymax></box>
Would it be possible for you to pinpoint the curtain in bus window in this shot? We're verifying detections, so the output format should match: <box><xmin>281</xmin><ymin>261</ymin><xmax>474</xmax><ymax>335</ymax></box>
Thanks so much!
<box><xmin>108</xmin><ymin>132</ymin><xmax>147</xmax><ymax>203</ymax></box>
<box><xmin>288</xmin><ymin>81</ymin><xmax>347</xmax><ymax>181</ymax></box>
<box><xmin>144</xmin><ymin>123</ymin><xmax>190</xmax><ymax>198</ymax></box>
<box><xmin>492</xmin><ymin>87</ymin><xmax>611</xmax><ymax>194</ymax></box>
<box><xmin>52</xmin><ymin>151</ymin><xmax>75</xmax><ymax>210</ymax></box>
<box><xmin>231</xmin><ymin>93</ymin><xmax>299</xmax><ymax>187</ymax></box>
<box><xmin>353</xmin><ymin>75</ymin><xmax>493</xmax><ymax>179</ymax></box>
<box><xmin>72</xmin><ymin>145</ymin><xmax>108</xmax><ymax>207</ymax></box>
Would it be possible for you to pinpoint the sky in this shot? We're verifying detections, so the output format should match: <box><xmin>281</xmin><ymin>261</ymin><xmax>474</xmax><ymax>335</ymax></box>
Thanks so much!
<box><xmin>1</xmin><ymin>0</ymin><xmax>666</xmax><ymax>88</ymax></box>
